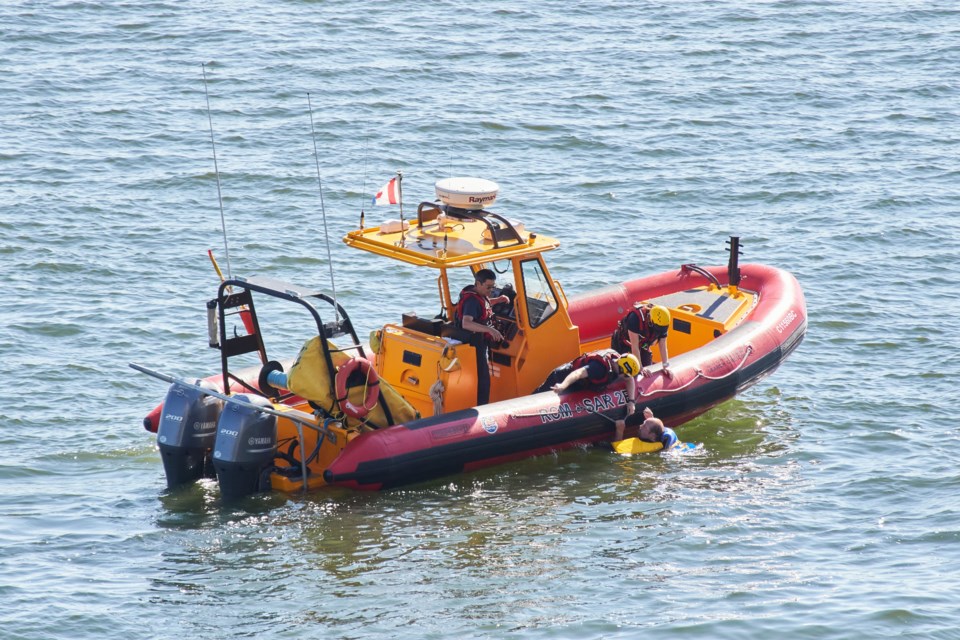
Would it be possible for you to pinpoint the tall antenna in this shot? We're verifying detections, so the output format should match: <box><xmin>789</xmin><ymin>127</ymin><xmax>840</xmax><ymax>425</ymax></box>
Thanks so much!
<box><xmin>307</xmin><ymin>93</ymin><xmax>340</xmax><ymax>323</ymax></box>
<box><xmin>201</xmin><ymin>63</ymin><xmax>232</xmax><ymax>280</ymax></box>
<box><xmin>359</xmin><ymin>137</ymin><xmax>368</xmax><ymax>231</ymax></box>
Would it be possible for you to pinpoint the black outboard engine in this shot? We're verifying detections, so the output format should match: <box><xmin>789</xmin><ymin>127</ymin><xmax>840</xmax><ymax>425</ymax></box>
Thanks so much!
<box><xmin>157</xmin><ymin>380</ymin><xmax>222</xmax><ymax>488</ymax></box>
<box><xmin>212</xmin><ymin>394</ymin><xmax>277</xmax><ymax>500</ymax></box>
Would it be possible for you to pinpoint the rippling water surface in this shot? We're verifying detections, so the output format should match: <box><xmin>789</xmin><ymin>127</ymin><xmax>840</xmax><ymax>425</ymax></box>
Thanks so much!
<box><xmin>3</xmin><ymin>2</ymin><xmax>960</xmax><ymax>638</ymax></box>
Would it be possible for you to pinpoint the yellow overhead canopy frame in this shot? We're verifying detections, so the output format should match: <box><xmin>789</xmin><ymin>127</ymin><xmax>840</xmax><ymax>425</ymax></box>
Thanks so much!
<box><xmin>342</xmin><ymin>203</ymin><xmax>563</xmax><ymax>322</ymax></box>
<box><xmin>342</xmin><ymin>218</ymin><xmax>561</xmax><ymax>269</ymax></box>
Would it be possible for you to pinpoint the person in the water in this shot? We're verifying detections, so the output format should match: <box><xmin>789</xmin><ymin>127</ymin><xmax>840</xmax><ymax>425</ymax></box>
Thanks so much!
<box><xmin>614</xmin><ymin>406</ymin><xmax>678</xmax><ymax>449</ymax></box>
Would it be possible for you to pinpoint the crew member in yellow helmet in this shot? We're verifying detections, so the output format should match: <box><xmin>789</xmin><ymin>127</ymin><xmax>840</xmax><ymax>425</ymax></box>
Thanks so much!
<box><xmin>535</xmin><ymin>349</ymin><xmax>638</xmax><ymax>414</ymax></box>
<box><xmin>611</xmin><ymin>302</ymin><xmax>673</xmax><ymax>378</ymax></box>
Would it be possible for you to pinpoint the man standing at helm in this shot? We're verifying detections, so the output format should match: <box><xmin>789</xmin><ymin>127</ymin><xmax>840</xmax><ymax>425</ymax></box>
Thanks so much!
<box><xmin>611</xmin><ymin>302</ymin><xmax>673</xmax><ymax>378</ymax></box>
<box><xmin>455</xmin><ymin>268</ymin><xmax>510</xmax><ymax>406</ymax></box>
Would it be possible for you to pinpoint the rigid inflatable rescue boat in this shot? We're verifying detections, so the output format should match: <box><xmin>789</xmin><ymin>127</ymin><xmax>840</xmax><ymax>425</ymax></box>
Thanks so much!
<box><xmin>135</xmin><ymin>176</ymin><xmax>807</xmax><ymax>495</ymax></box>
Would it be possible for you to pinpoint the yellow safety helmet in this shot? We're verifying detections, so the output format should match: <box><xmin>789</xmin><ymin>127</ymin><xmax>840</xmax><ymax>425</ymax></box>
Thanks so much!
<box><xmin>649</xmin><ymin>305</ymin><xmax>671</xmax><ymax>329</ymax></box>
<box><xmin>617</xmin><ymin>354</ymin><xmax>641</xmax><ymax>377</ymax></box>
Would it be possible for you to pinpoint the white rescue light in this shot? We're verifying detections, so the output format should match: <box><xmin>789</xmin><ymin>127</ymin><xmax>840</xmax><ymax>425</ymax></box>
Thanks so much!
<box><xmin>435</xmin><ymin>177</ymin><xmax>499</xmax><ymax>210</ymax></box>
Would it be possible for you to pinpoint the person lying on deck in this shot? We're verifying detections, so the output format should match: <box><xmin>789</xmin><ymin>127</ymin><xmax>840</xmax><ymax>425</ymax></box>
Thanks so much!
<box><xmin>535</xmin><ymin>349</ymin><xmax>639</xmax><ymax>414</ymax></box>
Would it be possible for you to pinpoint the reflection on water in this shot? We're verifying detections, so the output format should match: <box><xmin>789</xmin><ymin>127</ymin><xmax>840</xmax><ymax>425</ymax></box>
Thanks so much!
<box><xmin>122</xmin><ymin>391</ymin><xmax>818</xmax><ymax>636</ymax></box>
<box><xmin>126</xmin><ymin>353</ymin><xmax>806</xmax><ymax>635</ymax></box>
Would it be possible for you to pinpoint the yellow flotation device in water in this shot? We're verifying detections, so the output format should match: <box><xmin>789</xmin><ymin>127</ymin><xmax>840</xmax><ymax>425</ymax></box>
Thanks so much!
<box><xmin>285</xmin><ymin>336</ymin><xmax>419</xmax><ymax>429</ymax></box>
<box><xmin>612</xmin><ymin>438</ymin><xmax>664</xmax><ymax>455</ymax></box>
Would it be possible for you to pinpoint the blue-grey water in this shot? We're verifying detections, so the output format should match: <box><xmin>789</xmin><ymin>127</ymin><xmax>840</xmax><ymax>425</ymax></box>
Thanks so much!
<box><xmin>3</xmin><ymin>2</ymin><xmax>959</xmax><ymax>638</ymax></box>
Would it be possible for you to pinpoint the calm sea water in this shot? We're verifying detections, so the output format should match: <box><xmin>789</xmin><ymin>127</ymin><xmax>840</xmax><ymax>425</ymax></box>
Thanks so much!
<box><xmin>3</xmin><ymin>2</ymin><xmax>960</xmax><ymax>638</ymax></box>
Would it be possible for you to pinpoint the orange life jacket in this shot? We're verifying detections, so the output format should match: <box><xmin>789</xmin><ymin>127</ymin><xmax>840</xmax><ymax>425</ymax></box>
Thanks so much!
<box><xmin>454</xmin><ymin>285</ymin><xmax>495</xmax><ymax>343</ymax></box>
<box><xmin>455</xmin><ymin>286</ymin><xmax>493</xmax><ymax>326</ymax></box>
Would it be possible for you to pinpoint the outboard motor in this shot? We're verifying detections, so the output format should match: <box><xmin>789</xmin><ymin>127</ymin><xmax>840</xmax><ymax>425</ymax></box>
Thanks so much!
<box><xmin>157</xmin><ymin>380</ymin><xmax>222</xmax><ymax>488</ymax></box>
<box><xmin>212</xmin><ymin>394</ymin><xmax>277</xmax><ymax>500</ymax></box>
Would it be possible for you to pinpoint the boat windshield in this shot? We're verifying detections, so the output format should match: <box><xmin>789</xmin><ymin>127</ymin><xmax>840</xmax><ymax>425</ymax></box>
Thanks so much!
<box><xmin>519</xmin><ymin>258</ymin><xmax>558</xmax><ymax>328</ymax></box>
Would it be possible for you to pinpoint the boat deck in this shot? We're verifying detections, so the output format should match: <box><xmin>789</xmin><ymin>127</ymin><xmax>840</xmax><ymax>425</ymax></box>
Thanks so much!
<box><xmin>652</xmin><ymin>287</ymin><xmax>756</xmax><ymax>327</ymax></box>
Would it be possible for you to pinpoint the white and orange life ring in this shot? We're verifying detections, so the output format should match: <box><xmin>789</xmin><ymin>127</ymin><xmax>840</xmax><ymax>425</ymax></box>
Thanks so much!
<box><xmin>335</xmin><ymin>357</ymin><xmax>380</xmax><ymax>420</ymax></box>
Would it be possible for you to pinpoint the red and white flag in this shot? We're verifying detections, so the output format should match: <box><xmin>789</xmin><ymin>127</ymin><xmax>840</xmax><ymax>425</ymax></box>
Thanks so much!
<box><xmin>373</xmin><ymin>177</ymin><xmax>400</xmax><ymax>205</ymax></box>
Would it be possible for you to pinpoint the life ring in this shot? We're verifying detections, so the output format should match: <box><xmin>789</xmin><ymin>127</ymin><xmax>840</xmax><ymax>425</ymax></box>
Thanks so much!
<box><xmin>335</xmin><ymin>357</ymin><xmax>380</xmax><ymax>420</ymax></box>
